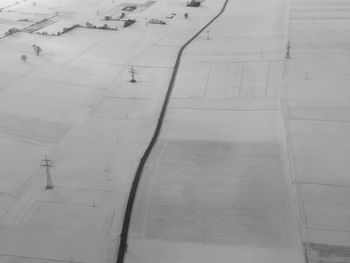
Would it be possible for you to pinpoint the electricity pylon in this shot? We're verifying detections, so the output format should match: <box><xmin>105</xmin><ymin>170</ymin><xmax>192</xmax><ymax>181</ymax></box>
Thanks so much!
<box><xmin>129</xmin><ymin>65</ymin><xmax>137</xmax><ymax>83</ymax></box>
<box><xmin>40</xmin><ymin>156</ymin><xmax>54</xmax><ymax>190</ymax></box>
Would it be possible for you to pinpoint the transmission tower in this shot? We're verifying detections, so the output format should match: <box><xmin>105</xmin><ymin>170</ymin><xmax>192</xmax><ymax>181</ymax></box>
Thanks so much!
<box><xmin>129</xmin><ymin>65</ymin><xmax>137</xmax><ymax>83</ymax></box>
<box><xmin>40</xmin><ymin>156</ymin><xmax>54</xmax><ymax>190</ymax></box>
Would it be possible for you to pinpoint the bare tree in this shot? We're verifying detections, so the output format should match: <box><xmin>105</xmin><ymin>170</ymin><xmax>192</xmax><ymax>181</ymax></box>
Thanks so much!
<box><xmin>21</xmin><ymin>54</ymin><xmax>27</xmax><ymax>62</ymax></box>
<box><xmin>33</xmin><ymin>45</ymin><xmax>42</xmax><ymax>56</ymax></box>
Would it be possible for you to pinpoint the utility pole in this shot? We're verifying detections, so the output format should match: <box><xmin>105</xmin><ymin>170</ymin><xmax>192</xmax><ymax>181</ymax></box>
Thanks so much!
<box><xmin>305</xmin><ymin>72</ymin><xmax>309</xmax><ymax>80</ymax></box>
<box><xmin>40</xmin><ymin>156</ymin><xmax>54</xmax><ymax>190</ymax></box>
<box><xmin>129</xmin><ymin>65</ymin><xmax>137</xmax><ymax>83</ymax></box>
<box><xmin>286</xmin><ymin>41</ymin><xmax>291</xmax><ymax>59</ymax></box>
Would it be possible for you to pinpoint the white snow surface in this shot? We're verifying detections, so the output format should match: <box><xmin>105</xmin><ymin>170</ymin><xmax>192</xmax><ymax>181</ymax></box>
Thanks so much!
<box><xmin>127</xmin><ymin>0</ymin><xmax>304</xmax><ymax>262</ymax></box>
<box><xmin>1</xmin><ymin>0</ymin><xmax>349</xmax><ymax>262</ymax></box>
<box><xmin>283</xmin><ymin>0</ymin><xmax>350</xmax><ymax>260</ymax></box>
<box><xmin>0</xmin><ymin>0</ymin><xmax>225</xmax><ymax>262</ymax></box>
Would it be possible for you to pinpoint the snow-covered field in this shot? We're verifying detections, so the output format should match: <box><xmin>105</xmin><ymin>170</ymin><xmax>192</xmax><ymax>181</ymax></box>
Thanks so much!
<box><xmin>283</xmin><ymin>0</ymin><xmax>350</xmax><ymax>262</ymax></box>
<box><xmin>0</xmin><ymin>0</ymin><xmax>165</xmax><ymax>36</ymax></box>
<box><xmin>127</xmin><ymin>0</ymin><xmax>304</xmax><ymax>262</ymax></box>
<box><xmin>1</xmin><ymin>0</ymin><xmax>349</xmax><ymax>262</ymax></box>
<box><xmin>0</xmin><ymin>0</ymin><xmax>225</xmax><ymax>262</ymax></box>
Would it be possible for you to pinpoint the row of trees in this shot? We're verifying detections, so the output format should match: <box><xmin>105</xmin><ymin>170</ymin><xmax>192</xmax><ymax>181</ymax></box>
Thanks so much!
<box><xmin>5</xmin><ymin>27</ymin><xmax>20</xmax><ymax>36</ymax></box>
<box><xmin>85</xmin><ymin>22</ymin><xmax>118</xmax><ymax>30</ymax></box>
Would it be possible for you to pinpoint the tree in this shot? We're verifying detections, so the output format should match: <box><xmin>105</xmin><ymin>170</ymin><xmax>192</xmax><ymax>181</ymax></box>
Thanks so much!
<box><xmin>33</xmin><ymin>45</ymin><xmax>42</xmax><ymax>56</ymax></box>
<box><xmin>6</xmin><ymin>27</ymin><xmax>19</xmax><ymax>35</ymax></box>
<box><xmin>21</xmin><ymin>54</ymin><xmax>27</xmax><ymax>62</ymax></box>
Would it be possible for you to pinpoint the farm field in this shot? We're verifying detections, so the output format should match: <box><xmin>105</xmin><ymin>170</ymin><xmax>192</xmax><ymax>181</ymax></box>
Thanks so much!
<box><xmin>127</xmin><ymin>0</ymin><xmax>304</xmax><ymax>262</ymax></box>
<box><xmin>283</xmin><ymin>0</ymin><xmax>350</xmax><ymax>262</ymax></box>
<box><xmin>0</xmin><ymin>0</ymin><xmax>225</xmax><ymax>262</ymax></box>
<box><xmin>1</xmin><ymin>0</ymin><xmax>350</xmax><ymax>262</ymax></box>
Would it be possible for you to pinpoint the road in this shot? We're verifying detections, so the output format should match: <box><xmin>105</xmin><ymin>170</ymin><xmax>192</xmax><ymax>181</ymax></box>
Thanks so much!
<box><xmin>116</xmin><ymin>1</ymin><xmax>230</xmax><ymax>262</ymax></box>
<box><xmin>0</xmin><ymin>1</ymin><xmax>226</xmax><ymax>262</ymax></box>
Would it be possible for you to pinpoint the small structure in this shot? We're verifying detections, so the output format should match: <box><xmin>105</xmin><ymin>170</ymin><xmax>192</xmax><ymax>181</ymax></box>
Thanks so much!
<box><xmin>166</xmin><ymin>13</ymin><xmax>176</xmax><ymax>19</ymax></box>
<box><xmin>122</xmin><ymin>5</ymin><xmax>137</xmax><ymax>12</ymax></box>
<box><xmin>148</xmin><ymin>18</ymin><xmax>166</xmax><ymax>25</ymax></box>
<box><xmin>187</xmin><ymin>0</ymin><xmax>200</xmax><ymax>7</ymax></box>
<box><xmin>124</xmin><ymin>19</ymin><xmax>136</xmax><ymax>28</ymax></box>
<box><xmin>119</xmin><ymin>12</ymin><xmax>126</xmax><ymax>19</ymax></box>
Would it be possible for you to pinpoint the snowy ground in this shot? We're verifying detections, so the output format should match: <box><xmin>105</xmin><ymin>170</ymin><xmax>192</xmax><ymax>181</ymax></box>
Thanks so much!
<box><xmin>1</xmin><ymin>0</ymin><xmax>349</xmax><ymax>262</ymax></box>
<box><xmin>127</xmin><ymin>0</ymin><xmax>304</xmax><ymax>262</ymax></box>
<box><xmin>0</xmin><ymin>0</ymin><xmax>171</xmax><ymax>36</ymax></box>
<box><xmin>0</xmin><ymin>0</ymin><xmax>225</xmax><ymax>262</ymax></box>
<box><xmin>283</xmin><ymin>0</ymin><xmax>350</xmax><ymax>262</ymax></box>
